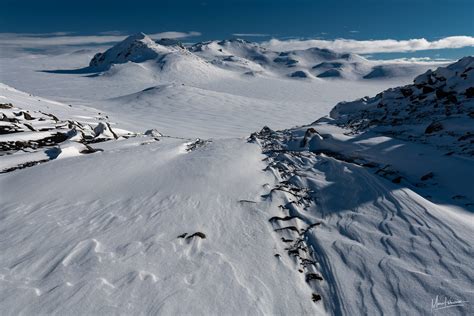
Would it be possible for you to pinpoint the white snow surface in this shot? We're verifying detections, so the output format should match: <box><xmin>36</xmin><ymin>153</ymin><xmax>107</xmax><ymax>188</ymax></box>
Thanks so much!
<box><xmin>0</xmin><ymin>33</ymin><xmax>445</xmax><ymax>138</ymax></box>
<box><xmin>1</xmin><ymin>33</ymin><xmax>473</xmax><ymax>315</ymax></box>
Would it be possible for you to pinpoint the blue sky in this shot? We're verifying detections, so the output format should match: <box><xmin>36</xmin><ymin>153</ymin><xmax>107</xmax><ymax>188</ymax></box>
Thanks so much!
<box><xmin>1</xmin><ymin>0</ymin><xmax>473</xmax><ymax>59</ymax></box>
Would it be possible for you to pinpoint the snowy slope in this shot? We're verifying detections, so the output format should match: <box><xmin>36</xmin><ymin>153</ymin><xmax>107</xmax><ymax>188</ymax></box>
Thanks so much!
<box><xmin>0</xmin><ymin>83</ymin><xmax>326</xmax><ymax>314</ymax></box>
<box><xmin>0</xmin><ymin>83</ymin><xmax>135</xmax><ymax>173</ymax></box>
<box><xmin>331</xmin><ymin>56</ymin><xmax>474</xmax><ymax>156</ymax></box>
<box><xmin>252</xmin><ymin>125</ymin><xmax>473</xmax><ymax>315</ymax></box>
<box><xmin>248</xmin><ymin>57</ymin><xmax>474</xmax><ymax>315</ymax></box>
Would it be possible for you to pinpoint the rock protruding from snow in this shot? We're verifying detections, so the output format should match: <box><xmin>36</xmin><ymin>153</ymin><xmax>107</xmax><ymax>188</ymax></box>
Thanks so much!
<box><xmin>0</xmin><ymin>87</ymin><xmax>135</xmax><ymax>173</ymax></box>
<box><xmin>144</xmin><ymin>129</ymin><xmax>162</xmax><ymax>137</ymax></box>
<box><xmin>330</xmin><ymin>56</ymin><xmax>474</xmax><ymax>155</ymax></box>
<box><xmin>93</xmin><ymin>122</ymin><xmax>118</xmax><ymax>141</ymax></box>
<box><xmin>89</xmin><ymin>33</ymin><xmax>172</xmax><ymax>70</ymax></box>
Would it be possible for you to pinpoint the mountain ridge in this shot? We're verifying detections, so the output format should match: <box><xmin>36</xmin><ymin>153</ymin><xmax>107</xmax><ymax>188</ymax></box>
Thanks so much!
<box><xmin>86</xmin><ymin>32</ymin><xmax>446</xmax><ymax>81</ymax></box>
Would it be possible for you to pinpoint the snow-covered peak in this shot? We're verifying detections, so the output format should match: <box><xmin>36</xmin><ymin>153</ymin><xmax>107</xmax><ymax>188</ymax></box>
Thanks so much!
<box><xmin>89</xmin><ymin>32</ymin><xmax>172</xmax><ymax>70</ymax></box>
<box><xmin>86</xmin><ymin>34</ymin><xmax>440</xmax><ymax>81</ymax></box>
<box><xmin>125</xmin><ymin>32</ymin><xmax>148</xmax><ymax>41</ymax></box>
<box><xmin>413</xmin><ymin>56</ymin><xmax>474</xmax><ymax>91</ymax></box>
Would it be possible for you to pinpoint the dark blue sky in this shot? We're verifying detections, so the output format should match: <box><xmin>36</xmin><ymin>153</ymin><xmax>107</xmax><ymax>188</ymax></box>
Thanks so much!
<box><xmin>1</xmin><ymin>0</ymin><xmax>473</xmax><ymax>59</ymax></box>
<box><xmin>2</xmin><ymin>0</ymin><xmax>473</xmax><ymax>40</ymax></box>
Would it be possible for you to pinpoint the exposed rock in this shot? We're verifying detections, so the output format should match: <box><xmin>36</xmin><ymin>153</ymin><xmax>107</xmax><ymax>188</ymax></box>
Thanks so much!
<box><xmin>312</xmin><ymin>293</ymin><xmax>322</xmax><ymax>302</ymax></box>
<box><xmin>0</xmin><ymin>103</ymin><xmax>13</xmax><ymax>109</ymax></box>
<box><xmin>144</xmin><ymin>129</ymin><xmax>162</xmax><ymax>137</ymax></box>
<box><xmin>317</xmin><ymin>69</ymin><xmax>342</xmax><ymax>78</ymax></box>
<box><xmin>305</xmin><ymin>273</ymin><xmax>323</xmax><ymax>282</ymax></box>
<box><xmin>420</xmin><ymin>172</ymin><xmax>434</xmax><ymax>181</ymax></box>
<box><xmin>425</xmin><ymin>121</ymin><xmax>443</xmax><ymax>134</ymax></box>
<box><xmin>186</xmin><ymin>232</ymin><xmax>206</xmax><ymax>240</ymax></box>
<box><xmin>93</xmin><ymin>122</ymin><xmax>118</xmax><ymax>141</ymax></box>
<box><xmin>289</xmin><ymin>70</ymin><xmax>309</xmax><ymax>78</ymax></box>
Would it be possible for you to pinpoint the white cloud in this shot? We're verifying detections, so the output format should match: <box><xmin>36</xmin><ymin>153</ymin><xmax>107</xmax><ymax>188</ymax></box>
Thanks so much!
<box><xmin>0</xmin><ymin>33</ymin><xmax>129</xmax><ymax>47</ymax></box>
<box><xmin>0</xmin><ymin>31</ymin><xmax>201</xmax><ymax>47</ymax></box>
<box><xmin>262</xmin><ymin>36</ymin><xmax>474</xmax><ymax>53</ymax></box>
<box><xmin>0</xmin><ymin>31</ymin><xmax>203</xmax><ymax>57</ymax></box>
<box><xmin>148</xmin><ymin>31</ymin><xmax>201</xmax><ymax>39</ymax></box>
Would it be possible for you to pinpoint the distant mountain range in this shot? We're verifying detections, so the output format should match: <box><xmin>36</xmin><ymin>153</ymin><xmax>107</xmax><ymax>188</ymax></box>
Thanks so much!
<box><xmin>88</xmin><ymin>32</ymin><xmax>440</xmax><ymax>81</ymax></box>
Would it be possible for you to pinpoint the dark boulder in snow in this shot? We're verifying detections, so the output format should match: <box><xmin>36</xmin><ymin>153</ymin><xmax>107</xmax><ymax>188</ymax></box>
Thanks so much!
<box><xmin>289</xmin><ymin>71</ymin><xmax>309</xmax><ymax>78</ymax></box>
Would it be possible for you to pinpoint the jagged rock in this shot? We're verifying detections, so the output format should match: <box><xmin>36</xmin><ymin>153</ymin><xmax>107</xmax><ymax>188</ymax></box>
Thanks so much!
<box><xmin>425</xmin><ymin>121</ymin><xmax>443</xmax><ymax>134</ymax></box>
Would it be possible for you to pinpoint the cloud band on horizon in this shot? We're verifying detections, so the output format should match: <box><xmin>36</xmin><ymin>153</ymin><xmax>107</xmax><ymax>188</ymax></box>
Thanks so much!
<box><xmin>262</xmin><ymin>36</ymin><xmax>474</xmax><ymax>54</ymax></box>
<box><xmin>0</xmin><ymin>31</ymin><xmax>202</xmax><ymax>47</ymax></box>
<box><xmin>1</xmin><ymin>33</ymin><xmax>473</xmax><ymax>56</ymax></box>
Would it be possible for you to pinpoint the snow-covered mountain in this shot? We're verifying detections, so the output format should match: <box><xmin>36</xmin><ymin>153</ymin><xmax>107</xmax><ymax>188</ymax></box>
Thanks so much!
<box><xmin>89</xmin><ymin>32</ymin><xmax>174</xmax><ymax>70</ymax></box>
<box><xmin>86</xmin><ymin>33</ymin><xmax>441</xmax><ymax>81</ymax></box>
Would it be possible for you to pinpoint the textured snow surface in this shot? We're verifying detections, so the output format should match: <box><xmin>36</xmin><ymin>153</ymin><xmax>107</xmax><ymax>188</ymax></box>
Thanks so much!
<box><xmin>250</xmin><ymin>120</ymin><xmax>473</xmax><ymax>315</ymax></box>
<box><xmin>0</xmin><ymin>136</ymin><xmax>324</xmax><ymax>314</ymax></box>
<box><xmin>1</xmin><ymin>34</ymin><xmax>473</xmax><ymax>314</ymax></box>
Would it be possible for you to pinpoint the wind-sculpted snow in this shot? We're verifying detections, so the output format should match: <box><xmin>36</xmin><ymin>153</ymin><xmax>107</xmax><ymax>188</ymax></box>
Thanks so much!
<box><xmin>0</xmin><ymin>130</ymin><xmax>324</xmax><ymax>314</ymax></box>
<box><xmin>242</xmin><ymin>57</ymin><xmax>474</xmax><ymax>315</ymax></box>
<box><xmin>250</xmin><ymin>121</ymin><xmax>474</xmax><ymax>315</ymax></box>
